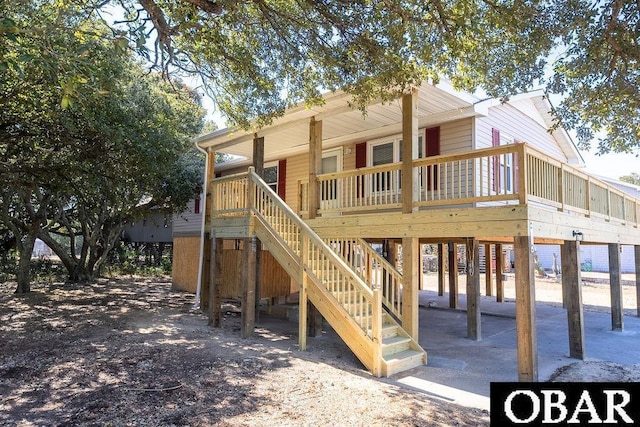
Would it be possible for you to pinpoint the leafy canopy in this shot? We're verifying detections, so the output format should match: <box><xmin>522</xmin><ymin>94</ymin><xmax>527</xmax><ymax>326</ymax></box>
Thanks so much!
<box><xmin>6</xmin><ymin>1</ymin><xmax>639</xmax><ymax>153</ymax></box>
<box><xmin>82</xmin><ymin>0</ymin><xmax>555</xmax><ymax>129</ymax></box>
<box><xmin>0</xmin><ymin>1</ymin><xmax>205</xmax><ymax>288</ymax></box>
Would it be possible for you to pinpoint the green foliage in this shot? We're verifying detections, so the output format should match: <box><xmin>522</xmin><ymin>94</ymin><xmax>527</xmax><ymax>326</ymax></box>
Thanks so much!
<box><xmin>8</xmin><ymin>1</ymin><xmax>640</xmax><ymax>153</ymax></box>
<box><xmin>87</xmin><ymin>0</ymin><xmax>556</xmax><ymax>130</ymax></box>
<box><xmin>620</xmin><ymin>172</ymin><xmax>640</xmax><ymax>186</ymax></box>
<box><xmin>0</xmin><ymin>250</ymin><xmax>17</xmax><ymax>283</ymax></box>
<box><xmin>0</xmin><ymin>2</ymin><xmax>205</xmax><ymax>288</ymax></box>
<box><xmin>104</xmin><ymin>242</ymin><xmax>172</xmax><ymax>277</ymax></box>
<box><xmin>30</xmin><ymin>257</ymin><xmax>66</xmax><ymax>284</ymax></box>
<box><xmin>545</xmin><ymin>1</ymin><xmax>640</xmax><ymax>153</ymax></box>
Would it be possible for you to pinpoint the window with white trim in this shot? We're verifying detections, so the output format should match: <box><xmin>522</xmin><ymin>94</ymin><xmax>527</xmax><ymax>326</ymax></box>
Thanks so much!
<box><xmin>263</xmin><ymin>162</ymin><xmax>278</xmax><ymax>193</ymax></box>
<box><xmin>499</xmin><ymin>133</ymin><xmax>515</xmax><ymax>193</ymax></box>
<box><xmin>368</xmin><ymin>134</ymin><xmax>424</xmax><ymax>192</ymax></box>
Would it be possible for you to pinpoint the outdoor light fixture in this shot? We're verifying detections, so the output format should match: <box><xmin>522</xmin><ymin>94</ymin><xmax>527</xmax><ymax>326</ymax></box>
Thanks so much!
<box><xmin>572</xmin><ymin>230</ymin><xmax>584</xmax><ymax>241</ymax></box>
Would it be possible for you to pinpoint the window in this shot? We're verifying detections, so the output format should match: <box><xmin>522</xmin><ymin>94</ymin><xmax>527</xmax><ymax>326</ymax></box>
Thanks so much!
<box><xmin>492</xmin><ymin>128</ymin><xmax>515</xmax><ymax>194</ymax></box>
<box><xmin>369</xmin><ymin>135</ymin><xmax>424</xmax><ymax>193</ymax></box>
<box><xmin>263</xmin><ymin>162</ymin><xmax>278</xmax><ymax>193</ymax></box>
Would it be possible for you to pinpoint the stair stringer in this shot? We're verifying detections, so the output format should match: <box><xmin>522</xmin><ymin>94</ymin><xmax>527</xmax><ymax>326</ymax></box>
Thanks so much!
<box><xmin>253</xmin><ymin>217</ymin><xmax>301</xmax><ymax>280</ymax></box>
<box><xmin>304</xmin><ymin>268</ymin><xmax>377</xmax><ymax>373</ymax></box>
<box><xmin>254</xmin><ymin>216</ymin><xmax>378</xmax><ymax>373</ymax></box>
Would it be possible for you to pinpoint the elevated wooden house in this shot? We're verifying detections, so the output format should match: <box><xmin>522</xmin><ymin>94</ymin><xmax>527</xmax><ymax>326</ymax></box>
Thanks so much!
<box><xmin>193</xmin><ymin>82</ymin><xmax>640</xmax><ymax>379</ymax></box>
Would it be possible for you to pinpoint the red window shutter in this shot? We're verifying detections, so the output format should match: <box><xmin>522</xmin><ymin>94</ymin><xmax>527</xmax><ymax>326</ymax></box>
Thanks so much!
<box><xmin>194</xmin><ymin>196</ymin><xmax>201</xmax><ymax>214</ymax></box>
<box><xmin>426</xmin><ymin>126</ymin><xmax>440</xmax><ymax>156</ymax></box>
<box><xmin>425</xmin><ymin>127</ymin><xmax>440</xmax><ymax>191</ymax></box>
<box><xmin>278</xmin><ymin>159</ymin><xmax>287</xmax><ymax>201</ymax></box>
<box><xmin>492</xmin><ymin>128</ymin><xmax>501</xmax><ymax>193</ymax></box>
<box><xmin>355</xmin><ymin>142</ymin><xmax>367</xmax><ymax>168</ymax></box>
<box><xmin>355</xmin><ymin>142</ymin><xmax>367</xmax><ymax>197</ymax></box>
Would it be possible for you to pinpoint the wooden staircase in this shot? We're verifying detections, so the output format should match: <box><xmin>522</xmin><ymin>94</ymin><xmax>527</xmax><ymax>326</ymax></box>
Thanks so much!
<box><xmin>217</xmin><ymin>169</ymin><xmax>426</xmax><ymax>377</ymax></box>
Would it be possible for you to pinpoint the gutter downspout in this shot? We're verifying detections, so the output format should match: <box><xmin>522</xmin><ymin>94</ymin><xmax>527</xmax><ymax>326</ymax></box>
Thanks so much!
<box><xmin>193</xmin><ymin>143</ymin><xmax>209</xmax><ymax>309</ymax></box>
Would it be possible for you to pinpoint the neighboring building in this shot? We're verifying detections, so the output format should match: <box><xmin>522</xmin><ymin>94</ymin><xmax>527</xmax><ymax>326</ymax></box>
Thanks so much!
<box><xmin>122</xmin><ymin>209</ymin><xmax>173</xmax><ymax>243</ymax></box>
<box><xmin>180</xmin><ymin>82</ymin><xmax>640</xmax><ymax>379</ymax></box>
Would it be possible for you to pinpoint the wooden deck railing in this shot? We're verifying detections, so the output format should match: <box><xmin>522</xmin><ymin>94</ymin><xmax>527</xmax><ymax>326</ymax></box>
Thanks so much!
<box><xmin>296</xmin><ymin>143</ymin><xmax>640</xmax><ymax>226</ymax></box>
<box><xmin>324</xmin><ymin>238</ymin><xmax>403</xmax><ymax>321</ymax></box>
<box><xmin>211</xmin><ymin>173</ymin><xmax>250</xmax><ymax>217</ymax></box>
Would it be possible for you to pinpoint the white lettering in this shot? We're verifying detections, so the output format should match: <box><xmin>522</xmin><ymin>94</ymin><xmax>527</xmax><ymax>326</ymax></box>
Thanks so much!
<box><xmin>505</xmin><ymin>390</ymin><xmax>540</xmax><ymax>424</ymax></box>
<box><xmin>604</xmin><ymin>390</ymin><xmax>633</xmax><ymax>424</ymax></box>
<box><xmin>568</xmin><ymin>390</ymin><xmax>603</xmax><ymax>424</ymax></box>
<box><xmin>541</xmin><ymin>390</ymin><xmax>568</xmax><ymax>423</ymax></box>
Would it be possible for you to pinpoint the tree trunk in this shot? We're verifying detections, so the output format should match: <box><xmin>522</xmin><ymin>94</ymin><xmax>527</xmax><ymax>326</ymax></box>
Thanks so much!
<box><xmin>36</xmin><ymin>230</ymin><xmax>83</xmax><ymax>282</ymax></box>
<box><xmin>14</xmin><ymin>233</ymin><xmax>36</xmax><ymax>294</ymax></box>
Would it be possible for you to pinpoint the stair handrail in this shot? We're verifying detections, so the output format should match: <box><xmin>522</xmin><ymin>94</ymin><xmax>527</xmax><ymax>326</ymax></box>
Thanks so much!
<box><xmin>324</xmin><ymin>238</ymin><xmax>403</xmax><ymax>321</ymax></box>
<box><xmin>248</xmin><ymin>168</ymin><xmax>382</xmax><ymax>336</ymax></box>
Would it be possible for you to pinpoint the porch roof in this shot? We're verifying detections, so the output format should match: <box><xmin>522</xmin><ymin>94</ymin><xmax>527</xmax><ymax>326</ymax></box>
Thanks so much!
<box><xmin>195</xmin><ymin>81</ymin><xmax>581</xmax><ymax>170</ymax></box>
<box><xmin>196</xmin><ymin>82</ymin><xmax>482</xmax><ymax>166</ymax></box>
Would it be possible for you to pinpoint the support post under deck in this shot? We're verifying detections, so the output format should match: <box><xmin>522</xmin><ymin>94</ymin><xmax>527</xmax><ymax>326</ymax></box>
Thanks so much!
<box><xmin>208</xmin><ymin>236</ymin><xmax>223</xmax><ymax>327</ymax></box>
<box><xmin>200</xmin><ymin>234</ymin><xmax>211</xmax><ymax>312</ymax></box>
<box><xmin>448</xmin><ymin>242</ymin><xmax>458</xmax><ymax>309</ymax></box>
<box><xmin>496</xmin><ymin>243</ymin><xmax>504</xmax><ymax>303</ymax></box>
<box><xmin>402</xmin><ymin>237</ymin><xmax>420</xmax><ymax>341</ymax></box>
<box><xmin>609</xmin><ymin>243</ymin><xmax>624</xmax><ymax>331</ymax></box>
<box><xmin>514</xmin><ymin>235</ymin><xmax>538</xmax><ymax>382</ymax></box>
<box><xmin>241</xmin><ymin>237</ymin><xmax>257</xmax><ymax>338</ymax></box>
<box><xmin>485</xmin><ymin>244</ymin><xmax>493</xmax><ymax>296</ymax></box>
<box><xmin>437</xmin><ymin>243</ymin><xmax>445</xmax><ymax>296</ymax></box>
<box><xmin>562</xmin><ymin>240</ymin><xmax>584</xmax><ymax>359</ymax></box>
<box><xmin>466</xmin><ymin>238</ymin><xmax>481</xmax><ymax>341</ymax></box>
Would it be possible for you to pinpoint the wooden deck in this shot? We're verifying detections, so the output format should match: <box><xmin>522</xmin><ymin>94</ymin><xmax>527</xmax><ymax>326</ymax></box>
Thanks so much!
<box><xmin>213</xmin><ymin>143</ymin><xmax>640</xmax><ymax>245</ymax></box>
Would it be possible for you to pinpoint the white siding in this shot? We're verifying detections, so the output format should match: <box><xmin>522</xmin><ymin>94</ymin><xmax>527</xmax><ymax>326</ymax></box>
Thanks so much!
<box><xmin>440</xmin><ymin>118</ymin><xmax>473</xmax><ymax>154</ymax></box>
<box><xmin>475</xmin><ymin>103</ymin><xmax>566</xmax><ymax>161</ymax></box>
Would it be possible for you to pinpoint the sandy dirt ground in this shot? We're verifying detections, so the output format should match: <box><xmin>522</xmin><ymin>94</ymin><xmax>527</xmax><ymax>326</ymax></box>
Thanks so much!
<box><xmin>1</xmin><ymin>274</ymin><xmax>638</xmax><ymax>426</ymax></box>
<box><xmin>1</xmin><ymin>278</ymin><xmax>489</xmax><ymax>427</ymax></box>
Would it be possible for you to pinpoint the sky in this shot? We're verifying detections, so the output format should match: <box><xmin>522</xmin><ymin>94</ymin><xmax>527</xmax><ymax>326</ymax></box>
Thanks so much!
<box><xmin>581</xmin><ymin>149</ymin><xmax>638</xmax><ymax>180</ymax></box>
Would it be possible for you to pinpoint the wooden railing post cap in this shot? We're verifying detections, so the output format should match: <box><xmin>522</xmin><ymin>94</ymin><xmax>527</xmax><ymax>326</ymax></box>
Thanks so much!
<box><xmin>248</xmin><ymin>166</ymin><xmax>255</xmax><ymax>173</ymax></box>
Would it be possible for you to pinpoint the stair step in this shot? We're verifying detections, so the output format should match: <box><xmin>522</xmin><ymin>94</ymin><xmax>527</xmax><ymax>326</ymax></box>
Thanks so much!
<box><xmin>366</xmin><ymin>324</ymin><xmax>398</xmax><ymax>340</ymax></box>
<box><xmin>381</xmin><ymin>324</ymin><xmax>398</xmax><ymax>339</ymax></box>
<box><xmin>383</xmin><ymin>349</ymin><xmax>426</xmax><ymax>377</ymax></box>
<box><xmin>382</xmin><ymin>335</ymin><xmax>411</xmax><ymax>356</ymax></box>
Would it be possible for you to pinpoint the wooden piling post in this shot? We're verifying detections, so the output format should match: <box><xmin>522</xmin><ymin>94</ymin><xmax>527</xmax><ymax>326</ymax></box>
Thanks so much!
<box><xmin>448</xmin><ymin>242</ymin><xmax>458</xmax><ymax>309</ymax></box>
<box><xmin>496</xmin><ymin>243</ymin><xmax>504</xmax><ymax>303</ymax></box>
<box><xmin>467</xmin><ymin>238</ymin><xmax>481</xmax><ymax>341</ymax></box>
<box><xmin>562</xmin><ymin>240</ymin><xmax>584</xmax><ymax>359</ymax></box>
<box><xmin>514</xmin><ymin>235</ymin><xmax>538</xmax><ymax>382</ymax></box>
<box><xmin>437</xmin><ymin>243</ymin><xmax>445</xmax><ymax>296</ymax></box>
<box><xmin>485</xmin><ymin>244</ymin><xmax>493</xmax><ymax>296</ymax></box>
<box><xmin>402</xmin><ymin>237</ymin><xmax>420</xmax><ymax>341</ymax></box>
<box><xmin>609</xmin><ymin>243</ymin><xmax>623</xmax><ymax>331</ymax></box>
<box><xmin>241</xmin><ymin>237</ymin><xmax>257</xmax><ymax>338</ymax></box>
<box><xmin>209</xmin><ymin>236</ymin><xmax>223</xmax><ymax>327</ymax></box>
